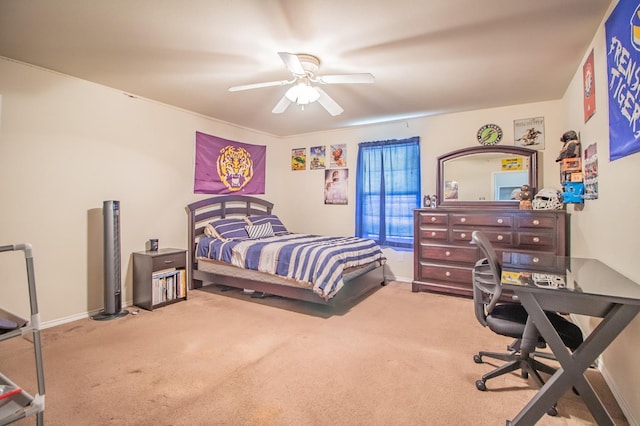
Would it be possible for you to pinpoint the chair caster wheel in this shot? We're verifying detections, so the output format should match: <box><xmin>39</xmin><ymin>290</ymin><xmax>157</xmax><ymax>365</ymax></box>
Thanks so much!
<box><xmin>473</xmin><ymin>354</ymin><xmax>483</xmax><ymax>364</ymax></box>
<box><xmin>547</xmin><ymin>406</ymin><xmax>558</xmax><ymax>417</ymax></box>
<box><xmin>476</xmin><ymin>380</ymin><xmax>487</xmax><ymax>391</ymax></box>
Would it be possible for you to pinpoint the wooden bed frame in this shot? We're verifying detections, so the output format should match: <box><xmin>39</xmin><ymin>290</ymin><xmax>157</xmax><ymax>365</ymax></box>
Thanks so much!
<box><xmin>186</xmin><ymin>195</ymin><xmax>385</xmax><ymax>306</ymax></box>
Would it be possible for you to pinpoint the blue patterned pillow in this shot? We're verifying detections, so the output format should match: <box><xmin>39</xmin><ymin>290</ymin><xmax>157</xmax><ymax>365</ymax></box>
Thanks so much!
<box><xmin>245</xmin><ymin>215</ymin><xmax>289</xmax><ymax>235</ymax></box>
<box><xmin>210</xmin><ymin>218</ymin><xmax>249</xmax><ymax>240</ymax></box>
<box><xmin>245</xmin><ymin>222</ymin><xmax>275</xmax><ymax>239</ymax></box>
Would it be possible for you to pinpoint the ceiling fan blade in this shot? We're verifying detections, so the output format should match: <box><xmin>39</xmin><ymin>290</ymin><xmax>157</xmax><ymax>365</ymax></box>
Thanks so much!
<box><xmin>315</xmin><ymin>87</ymin><xmax>344</xmax><ymax>116</ymax></box>
<box><xmin>272</xmin><ymin>95</ymin><xmax>292</xmax><ymax>114</ymax></box>
<box><xmin>278</xmin><ymin>52</ymin><xmax>306</xmax><ymax>76</ymax></box>
<box><xmin>317</xmin><ymin>73</ymin><xmax>375</xmax><ymax>84</ymax></box>
<box><xmin>229</xmin><ymin>79</ymin><xmax>292</xmax><ymax>92</ymax></box>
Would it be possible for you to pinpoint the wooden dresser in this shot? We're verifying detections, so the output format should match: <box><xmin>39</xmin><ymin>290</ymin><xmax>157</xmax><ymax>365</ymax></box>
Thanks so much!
<box><xmin>412</xmin><ymin>207</ymin><xmax>568</xmax><ymax>297</ymax></box>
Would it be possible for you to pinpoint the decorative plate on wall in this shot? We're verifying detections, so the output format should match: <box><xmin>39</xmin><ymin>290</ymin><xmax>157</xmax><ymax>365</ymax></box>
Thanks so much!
<box><xmin>477</xmin><ymin>124</ymin><xmax>503</xmax><ymax>145</ymax></box>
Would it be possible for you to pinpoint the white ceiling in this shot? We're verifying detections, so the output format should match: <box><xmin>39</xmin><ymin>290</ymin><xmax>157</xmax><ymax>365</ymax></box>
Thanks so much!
<box><xmin>0</xmin><ymin>0</ymin><xmax>611</xmax><ymax>137</ymax></box>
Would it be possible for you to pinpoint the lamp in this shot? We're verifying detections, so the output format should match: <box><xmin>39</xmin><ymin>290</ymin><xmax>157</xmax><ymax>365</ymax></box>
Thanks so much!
<box><xmin>285</xmin><ymin>81</ymin><xmax>320</xmax><ymax>105</ymax></box>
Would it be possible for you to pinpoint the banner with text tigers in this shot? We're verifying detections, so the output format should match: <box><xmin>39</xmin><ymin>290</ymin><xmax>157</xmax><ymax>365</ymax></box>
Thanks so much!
<box><xmin>194</xmin><ymin>131</ymin><xmax>266</xmax><ymax>194</ymax></box>
<box><xmin>606</xmin><ymin>1</ymin><xmax>640</xmax><ymax>161</ymax></box>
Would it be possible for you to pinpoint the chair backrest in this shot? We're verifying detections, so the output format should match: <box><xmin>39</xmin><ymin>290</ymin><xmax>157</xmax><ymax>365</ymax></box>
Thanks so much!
<box><xmin>470</xmin><ymin>231</ymin><xmax>503</xmax><ymax>326</ymax></box>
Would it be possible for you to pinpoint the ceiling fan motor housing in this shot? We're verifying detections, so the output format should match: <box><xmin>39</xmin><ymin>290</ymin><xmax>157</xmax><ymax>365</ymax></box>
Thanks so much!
<box><xmin>296</xmin><ymin>54</ymin><xmax>320</xmax><ymax>76</ymax></box>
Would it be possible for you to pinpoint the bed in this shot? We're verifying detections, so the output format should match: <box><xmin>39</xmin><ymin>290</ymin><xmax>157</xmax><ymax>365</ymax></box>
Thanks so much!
<box><xmin>187</xmin><ymin>195</ymin><xmax>386</xmax><ymax>306</ymax></box>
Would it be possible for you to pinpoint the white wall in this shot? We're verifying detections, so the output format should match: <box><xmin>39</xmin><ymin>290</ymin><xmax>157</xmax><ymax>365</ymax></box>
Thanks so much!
<box><xmin>561</xmin><ymin>1</ymin><xmax>640</xmax><ymax>421</ymax></box>
<box><xmin>0</xmin><ymin>58</ymin><xmax>285</xmax><ymax>323</ymax></box>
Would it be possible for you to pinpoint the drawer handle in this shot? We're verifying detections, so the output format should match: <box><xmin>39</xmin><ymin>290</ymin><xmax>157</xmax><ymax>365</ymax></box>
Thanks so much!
<box><xmin>445</xmin><ymin>251</ymin><xmax>451</xmax><ymax>257</ymax></box>
<box><xmin>445</xmin><ymin>271</ymin><xmax>451</xmax><ymax>277</ymax></box>
<box><xmin>460</xmin><ymin>233</ymin><xmax>466</xmax><ymax>238</ymax></box>
<box><xmin>431</xmin><ymin>217</ymin><xmax>437</xmax><ymax>222</ymax></box>
<box><xmin>460</xmin><ymin>217</ymin><xmax>466</xmax><ymax>223</ymax></box>
<box><xmin>497</xmin><ymin>235</ymin><xmax>503</xmax><ymax>241</ymax></box>
<box><xmin>431</xmin><ymin>231</ymin><xmax>436</xmax><ymax>237</ymax></box>
<box><xmin>533</xmin><ymin>237</ymin><xmax>540</xmax><ymax>243</ymax></box>
<box><xmin>163</xmin><ymin>260</ymin><xmax>175</xmax><ymax>264</ymax></box>
<box><xmin>533</xmin><ymin>220</ymin><xmax>540</xmax><ymax>225</ymax></box>
<box><xmin>497</xmin><ymin>218</ymin><xmax>503</xmax><ymax>224</ymax></box>
<box><xmin>533</xmin><ymin>257</ymin><xmax>540</xmax><ymax>263</ymax></box>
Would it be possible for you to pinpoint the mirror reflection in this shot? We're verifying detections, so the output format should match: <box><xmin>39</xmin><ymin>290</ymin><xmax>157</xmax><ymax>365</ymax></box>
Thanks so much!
<box><xmin>436</xmin><ymin>145</ymin><xmax>537</xmax><ymax>207</ymax></box>
<box><xmin>443</xmin><ymin>153</ymin><xmax>530</xmax><ymax>201</ymax></box>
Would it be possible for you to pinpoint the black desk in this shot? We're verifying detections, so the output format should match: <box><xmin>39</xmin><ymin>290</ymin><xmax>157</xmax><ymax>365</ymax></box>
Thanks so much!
<box><xmin>500</xmin><ymin>253</ymin><xmax>640</xmax><ymax>426</ymax></box>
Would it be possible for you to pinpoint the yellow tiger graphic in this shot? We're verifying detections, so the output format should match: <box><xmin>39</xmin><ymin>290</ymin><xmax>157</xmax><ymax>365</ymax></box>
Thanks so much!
<box><xmin>216</xmin><ymin>145</ymin><xmax>254</xmax><ymax>192</ymax></box>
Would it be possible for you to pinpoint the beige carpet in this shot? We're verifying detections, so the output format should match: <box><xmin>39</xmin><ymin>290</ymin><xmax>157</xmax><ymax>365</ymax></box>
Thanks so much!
<box><xmin>1</xmin><ymin>281</ymin><xmax>628</xmax><ymax>425</ymax></box>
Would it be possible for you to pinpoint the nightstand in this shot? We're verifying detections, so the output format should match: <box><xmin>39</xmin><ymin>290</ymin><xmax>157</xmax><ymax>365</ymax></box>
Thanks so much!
<box><xmin>133</xmin><ymin>248</ymin><xmax>187</xmax><ymax>310</ymax></box>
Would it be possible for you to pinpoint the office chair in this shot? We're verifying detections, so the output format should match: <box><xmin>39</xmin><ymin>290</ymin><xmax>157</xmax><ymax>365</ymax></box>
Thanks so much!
<box><xmin>470</xmin><ymin>231</ymin><xmax>583</xmax><ymax>403</ymax></box>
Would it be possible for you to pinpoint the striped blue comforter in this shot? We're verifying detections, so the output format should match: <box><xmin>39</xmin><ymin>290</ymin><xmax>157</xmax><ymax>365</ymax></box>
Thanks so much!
<box><xmin>197</xmin><ymin>234</ymin><xmax>386</xmax><ymax>300</ymax></box>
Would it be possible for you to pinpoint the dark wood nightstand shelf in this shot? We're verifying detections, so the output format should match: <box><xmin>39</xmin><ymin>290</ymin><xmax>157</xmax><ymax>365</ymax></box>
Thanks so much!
<box><xmin>133</xmin><ymin>248</ymin><xmax>187</xmax><ymax>310</ymax></box>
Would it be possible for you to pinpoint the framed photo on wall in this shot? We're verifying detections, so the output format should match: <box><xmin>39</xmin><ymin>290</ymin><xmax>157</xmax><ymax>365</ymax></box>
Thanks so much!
<box><xmin>329</xmin><ymin>144</ymin><xmax>347</xmax><ymax>168</ymax></box>
<box><xmin>514</xmin><ymin>117</ymin><xmax>545</xmax><ymax>150</ymax></box>
<box><xmin>583</xmin><ymin>49</ymin><xmax>596</xmax><ymax>123</ymax></box>
<box><xmin>291</xmin><ymin>148</ymin><xmax>306</xmax><ymax>171</ymax></box>
<box><xmin>309</xmin><ymin>145</ymin><xmax>326</xmax><ymax>170</ymax></box>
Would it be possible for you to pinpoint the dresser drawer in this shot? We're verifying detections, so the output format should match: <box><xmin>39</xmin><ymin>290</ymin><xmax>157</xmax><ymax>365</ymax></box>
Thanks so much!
<box><xmin>419</xmin><ymin>263</ymin><xmax>473</xmax><ymax>284</ymax></box>
<box><xmin>452</xmin><ymin>229</ymin><xmax>513</xmax><ymax>245</ymax></box>
<box><xmin>420</xmin><ymin>244</ymin><xmax>479</xmax><ymax>263</ymax></box>
<box><xmin>152</xmin><ymin>252</ymin><xmax>186</xmax><ymax>270</ymax></box>
<box><xmin>517</xmin><ymin>232</ymin><xmax>556</xmax><ymax>249</ymax></box>
<box><xmin>420</xmin><ymin>228</ymin><xmax>448</xmax><ymax>241</ymax></box>
<box><xmin>419</xmin><ymin>212</ymin><xmax>448</xmax><ymax>225</ymax></box>
<box><xmin>516</xmin><ymin>215</ymin><xmax>557</xmax><ymax>229</ymax></box>
<box><xmin>501</xmin><ymin>251</ymin><xmax>559</xmax><ymax>269</ymax></box>
<box><xmin>450</xmin><ymin>213</ymin><xmax>513</xmax><ymax>227</ymax></box>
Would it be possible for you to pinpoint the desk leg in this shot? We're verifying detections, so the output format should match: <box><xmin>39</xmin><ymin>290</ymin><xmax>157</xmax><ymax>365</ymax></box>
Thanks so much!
<box><xmin>507</xmin><ymin>292</ymin><xmax>640</xmax><ymax>426</ymax></box>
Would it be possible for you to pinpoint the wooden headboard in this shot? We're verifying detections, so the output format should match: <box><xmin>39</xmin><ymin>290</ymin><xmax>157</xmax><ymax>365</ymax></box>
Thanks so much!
<box><xmin>186</xmin><ymin>195</ymin><xmax>274</xmax><ymax>283</ymax></box>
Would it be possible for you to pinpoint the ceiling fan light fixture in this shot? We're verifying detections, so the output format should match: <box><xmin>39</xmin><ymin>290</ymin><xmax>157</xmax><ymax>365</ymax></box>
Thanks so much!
<box><xmin>285</xmin><ymin>83</ymin><xmax>320</xmax><ymax>105</ymax></box>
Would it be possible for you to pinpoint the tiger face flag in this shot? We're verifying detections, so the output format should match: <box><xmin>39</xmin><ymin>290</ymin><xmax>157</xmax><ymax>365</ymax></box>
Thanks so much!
<box><xmin>194</xmin><ymin>131</ymin><xmax>266</xmax><ymax>194</ymax></box>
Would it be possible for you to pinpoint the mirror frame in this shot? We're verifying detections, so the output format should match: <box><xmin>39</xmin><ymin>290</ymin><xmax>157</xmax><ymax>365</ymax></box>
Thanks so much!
<box><xmin>436</xmin><ymin>145</ymin><xmax>538</xmax><ymax>208</ymax></box>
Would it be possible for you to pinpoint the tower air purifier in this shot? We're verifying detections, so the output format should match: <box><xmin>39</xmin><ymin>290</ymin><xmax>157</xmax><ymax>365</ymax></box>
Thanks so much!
<box><xmin>92</xmin><ymin>200</ymin><xmax>129</xmax><ymax>320</ymax></box>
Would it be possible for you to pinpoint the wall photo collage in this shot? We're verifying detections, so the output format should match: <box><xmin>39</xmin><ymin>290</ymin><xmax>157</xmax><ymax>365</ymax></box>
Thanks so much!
<box><xmin>291</xmin><ymin>144</ymin><xmax>349</xmax><ymax>205</ymax></box>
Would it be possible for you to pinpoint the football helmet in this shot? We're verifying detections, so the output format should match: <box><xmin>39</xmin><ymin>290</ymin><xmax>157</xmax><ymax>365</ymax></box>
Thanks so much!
<box><xmin>532</xmin><ymin>188</ymin><xmax>564</xmax><ymax>210</ymax></box>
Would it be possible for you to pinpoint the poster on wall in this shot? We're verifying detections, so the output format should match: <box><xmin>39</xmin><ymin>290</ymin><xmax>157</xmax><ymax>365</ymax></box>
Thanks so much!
<box><xmin>309</xmin><ymin>145</ymin><xmax>326</xmax><ymax>170</ymax></box>
<box><xmin>606</xmin><ymin>1</ymin><xmax>640</xmax><ymax>161</ymax></box>
<box><xmin>291</xmin><ymin>148</ymin><xmax>306</xmax><ymax>171</ymax></box>
<box><xmin>513</xmin><ymin>117</ymin><xmax>544</xmax><ymax>150</ymax></box>
<box><xmin>583</xmin><ymin>143</ymin><xmax>599</xmax><ymax>200</ymax></box>
<box><xmin>583</xmin><ymin>49</ymin><xmax>596</xmax><ymax>123</ymax></box>
<box><xmin>193</xmin><ymin>131</ymin><xmax>266</xmax><ymax>194</ymax></box>
<box><xmin>330</xmin><ymin>144</ymin><xmax>347</xmax><ymax>168</ymax></box>
<box><xmin>324</xmin><ymin>169</ymin><xmax>348</xmax><ymax>204</ymax></box>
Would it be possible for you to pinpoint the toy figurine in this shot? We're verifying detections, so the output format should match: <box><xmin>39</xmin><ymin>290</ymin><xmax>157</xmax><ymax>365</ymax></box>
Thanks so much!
<box><xmin>562</xmin><ymin>182</ymin><xmax>585</xmax><ymax>204</ymax></box>
<box><xmin>519</xmin><ymin>184</ymin><xmax>532</xmax><ymax>210</ymax></box>
<box><xmin>556</xmin><ymin>130</ymin><xmax>581</xmax><ymax>162</ymax></box>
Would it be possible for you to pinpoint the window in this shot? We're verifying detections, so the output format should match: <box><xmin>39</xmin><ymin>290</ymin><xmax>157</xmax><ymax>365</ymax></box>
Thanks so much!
<box><xmin>355</xmin><ymin>137</ymin><xmax>421</xmax><ymax>248</ymax></box>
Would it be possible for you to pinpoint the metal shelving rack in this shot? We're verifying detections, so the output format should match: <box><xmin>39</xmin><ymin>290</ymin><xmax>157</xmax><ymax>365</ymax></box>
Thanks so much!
<box><xmin>0</xmin><ymin>244</ymin><xmax>45</xmax><ymax>426</ymax></box>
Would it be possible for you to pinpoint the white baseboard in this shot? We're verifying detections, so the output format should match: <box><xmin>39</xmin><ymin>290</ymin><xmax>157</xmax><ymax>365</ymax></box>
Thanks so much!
<box><xmin>41</xmin><ymin>300</ymin><xmax>134</xmax><ymax>329</ymax></box>
<box><xmin>600</xmin><ymin>363</ymin><xmax>638</xmax><ymax>426</ymax></box>
<box><xmin>383</xmin><ymin>274</ymin><xmax>412</xmax><ymax>284</ymax></box>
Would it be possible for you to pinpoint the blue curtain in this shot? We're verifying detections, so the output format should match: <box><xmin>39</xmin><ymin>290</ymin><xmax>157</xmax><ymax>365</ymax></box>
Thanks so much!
<box><xmin>355</xmin><ymin>137</ymin><xmax>421</xmax><ymax>248</ymax></box>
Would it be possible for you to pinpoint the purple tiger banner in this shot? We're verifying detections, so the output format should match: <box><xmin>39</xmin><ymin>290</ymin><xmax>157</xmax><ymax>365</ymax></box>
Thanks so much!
<box><xmin>194</xmin><ymin>131</ymin><xmax>266</xmax><ymax>194</ymax></box>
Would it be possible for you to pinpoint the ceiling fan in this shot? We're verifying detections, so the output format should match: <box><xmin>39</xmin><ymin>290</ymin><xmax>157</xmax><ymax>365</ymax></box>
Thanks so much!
<box><xmin>228</xmin><ymin>52</ymin><xmax>375</xmax><ymax>116</ymax></box>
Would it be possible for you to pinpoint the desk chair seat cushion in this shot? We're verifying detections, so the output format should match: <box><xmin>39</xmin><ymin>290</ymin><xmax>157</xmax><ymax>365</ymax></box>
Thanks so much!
<box><xmin>488</xmin><ymin>304</ymin><xmax>584</xmax><ymax>351</ymax></box>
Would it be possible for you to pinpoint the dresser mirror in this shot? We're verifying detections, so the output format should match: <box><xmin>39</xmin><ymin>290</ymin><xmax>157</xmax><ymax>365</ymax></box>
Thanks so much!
<box><xmin>436</xmin><ymin>145</ymin><xmax>538</xmax><ymax>208</ymax></box>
